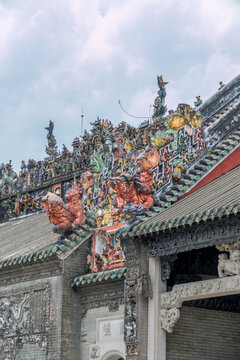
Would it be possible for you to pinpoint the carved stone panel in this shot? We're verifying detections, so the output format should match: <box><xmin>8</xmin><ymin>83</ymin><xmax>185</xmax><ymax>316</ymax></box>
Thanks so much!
<box><xmin>0</xmin><ymin>283</ymin><xmax>50</xmax><ymax>360</ymax></box>
<box><xmin>160</xmin><ymin>275</ymin><xmax>240</xmax><ymax>333</ymax></box>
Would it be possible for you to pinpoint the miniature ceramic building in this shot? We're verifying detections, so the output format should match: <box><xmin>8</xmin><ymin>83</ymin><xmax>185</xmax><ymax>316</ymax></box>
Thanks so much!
<box><xmin>0</xmin><ymin>74</ymin><xmax>240</xmax><ymax>360</ymax></box>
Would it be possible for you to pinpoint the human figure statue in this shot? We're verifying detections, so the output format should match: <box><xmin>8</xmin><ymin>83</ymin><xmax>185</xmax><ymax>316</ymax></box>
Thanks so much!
<box><xmin>44</xmin><ymin>120</ymin><xmax>54</xmax><ymax>138</ymax></box>
<box><xmin>153</xmin><ymin>75</ymin><xmax>168</xmax><ymax>118</ymax></box>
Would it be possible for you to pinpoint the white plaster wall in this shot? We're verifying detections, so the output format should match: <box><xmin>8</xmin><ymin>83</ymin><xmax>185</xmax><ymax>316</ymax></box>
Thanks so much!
<box><xmin>80</xmin><ymin>305</ymin><xmax>125</xmax><ymax>360</ymax></box>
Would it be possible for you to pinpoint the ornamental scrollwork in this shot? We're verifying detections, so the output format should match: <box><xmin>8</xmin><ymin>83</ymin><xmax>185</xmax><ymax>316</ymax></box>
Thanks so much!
<box><xmin>160</xmin><ymin>308</ymin><xmax>180</xmax><ymax>333</ymax></box>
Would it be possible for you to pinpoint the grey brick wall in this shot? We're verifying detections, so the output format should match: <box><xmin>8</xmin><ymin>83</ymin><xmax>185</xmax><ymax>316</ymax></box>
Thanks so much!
<box><xmin>60</xmin><ymin>239</ymin><xmax>91</xmax><ymax>360</ymax></box>
<box><xmin>16</xmin><ymin>343</ymin><xmax>47</xmax><ymax>360</ymax></box>
<box><xmin>167</xmin><ymin>306</ymin><xmax>240</xmax><ymax>360</ymax></box>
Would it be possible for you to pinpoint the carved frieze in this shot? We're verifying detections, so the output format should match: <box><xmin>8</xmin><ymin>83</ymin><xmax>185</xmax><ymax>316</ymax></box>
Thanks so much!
<box><xmin>161</xmin><ymin>275</ymin><xmax>240</xmax><ymax>308</ymax></box>
<box><xmin>160</xmin><ymin>275</ymin><xmax>240</xmax><ymax>332</ymax></box>
<box><xmin>144</xmin><ymin>217</ymin><xmax>240</xmax><ymax>257</ymax></box>
<box><xmin>0</xmin><ymin>283</ymin><xmax>50</xmax><ymax>359</ymax></box>
<box><xmin>80</xmin><ymin>289</ymin><xmax>124</xmax><ymax>317</ymax></box>
<box><xmin>0</xmin><ymin>267</ymin><xmax>61</xmax><ymax>287</ymax></box>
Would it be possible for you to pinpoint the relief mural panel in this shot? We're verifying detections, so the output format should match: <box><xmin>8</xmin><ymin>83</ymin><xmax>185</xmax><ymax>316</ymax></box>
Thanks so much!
<box><xmin>0</xmin><ymin>283</ymin><xmax>50</xmax><ymax>360</ymax></box>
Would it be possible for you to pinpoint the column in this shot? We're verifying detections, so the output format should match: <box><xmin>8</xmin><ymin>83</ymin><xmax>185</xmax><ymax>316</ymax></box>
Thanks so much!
<box><xmin>148</xmin><ymin>257</ymin><xmax>166</xmax><ymax>360</ymax></box>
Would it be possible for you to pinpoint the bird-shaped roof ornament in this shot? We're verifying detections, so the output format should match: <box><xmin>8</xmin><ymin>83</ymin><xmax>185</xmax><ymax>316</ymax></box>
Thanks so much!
<box><xmin>157</xmin><ymin>75</ymin><xmax>169</xmax><ymax>88</ymax></box>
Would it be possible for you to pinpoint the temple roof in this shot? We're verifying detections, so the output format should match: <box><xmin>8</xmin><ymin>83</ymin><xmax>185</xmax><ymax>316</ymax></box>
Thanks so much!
<box><xmin>0</xmin><ymin>212</ymin><xmax>92</xmax><ymax>267</ymax></box>
<box><xmin>1</xmin><ymin>74</ymin><xmax>240</xmax><ymax>271</ymax></box>
<box><xmin>123</xmin><ymin>164</ymin><xmax>240</xmax><ymax>238</ymax></box>
<box><xmin>0</xmin><ymin>213</ymin><xmax>58</xmax><ymax>261</ymax></box>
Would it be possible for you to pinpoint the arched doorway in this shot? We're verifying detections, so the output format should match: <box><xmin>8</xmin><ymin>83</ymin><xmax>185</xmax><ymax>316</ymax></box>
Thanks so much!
<box><xmin>102</xmin><ymin>351</ymin><xmax>125</xmax><ymax>360</ymax></box>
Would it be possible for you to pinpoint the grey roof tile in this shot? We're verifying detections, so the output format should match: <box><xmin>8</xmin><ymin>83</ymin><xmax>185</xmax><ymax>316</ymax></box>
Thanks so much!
<box><xmin>0</xmin><ymin>213</ymin><xmax>58</xmax><ymax>261</ymax></box>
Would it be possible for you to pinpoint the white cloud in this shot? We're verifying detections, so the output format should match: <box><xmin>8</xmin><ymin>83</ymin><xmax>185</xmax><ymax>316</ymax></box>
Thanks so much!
<box><xmin>167</xmin><ymin>52</ymin><xmax>240</xmax><ymax>108</ymax></box>
<box><xmin>120</xmin><ymin>87</ymin><xmax>156</xmax><ymax>126</ymax></box>
<box><xmin>0</xmin><ymin>0</ymin><xmax>239</xmax><ymax>169</ymax></box>
<box><xmin>179</xmin><ymin>0</ymin><xmax>240</xmax><ymax>44</ymax></box>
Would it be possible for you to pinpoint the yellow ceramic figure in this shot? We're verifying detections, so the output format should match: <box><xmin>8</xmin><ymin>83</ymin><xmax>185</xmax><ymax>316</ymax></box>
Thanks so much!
<box><xmin>172</xmin><ymin>166</ymin><xmax>185</xmax><ymax>181</ymax></box>
<box><xmin>102</xmin><ymin>208</ymin><xmax>112</xmax><ymax>226</ymax></box>
<box><xmin>168</xmin><ymin>114</ymin><xmax>185</xmax><ymax>130</ymax></box>
<box><xmin>96</xmin><ymin>208</ymin><xmax>103</xmax><ymax>228</ymax></box>
<box><xmin>125</xmin><ymin>140</ymin><xmax>132</xmax><ymax>151</ymax></box>
<box><xmin>189</xmin><ymin>113</ymin><xmax>203</xmax><ymax>128</ymax></box>
<box><xmin>154</xmin><ymin>134</ymin><xmax>169</xmax><ymax>148</ymax></box>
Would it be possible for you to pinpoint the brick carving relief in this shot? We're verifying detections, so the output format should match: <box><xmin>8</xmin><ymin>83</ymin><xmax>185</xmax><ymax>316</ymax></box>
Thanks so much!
<box><xmin>144</xmin><ymin>217</ymin><xmax>240</xmax><ymax>257</ymax></box>
<box><xmin>126</xmin><ymin>343</ymin><xmax>138</xmax><ymax>357</ymax></box>
<box><xmin>0</xmin><ymin>283</ymin><xmax>50</xmax><ymax>360</ymax></box>
<box><xmin>122</xmin><ymin>238</ymin><xmax>139</xmax><ymax>359</ymax></box>
<box><xmin>80</xmin><ymin>289</ymin><xmax>124</xmax><ymax>317</ymax></box>
<box><xmin>0</xmin><ymin>267</ymin><xmax>60</xmax><ymax>287</ymax></box>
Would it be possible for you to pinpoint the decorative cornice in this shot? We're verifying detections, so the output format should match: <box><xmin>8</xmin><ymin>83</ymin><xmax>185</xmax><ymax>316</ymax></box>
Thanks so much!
<box><xmin>143</xmin><ymin>216</ymin><xmax>240</xmax><ymax>257</ymax></box>
<box><xmin>71</xmin><ymin>267</ymin><xmax>126</xmax><ymax>287</ymax></box>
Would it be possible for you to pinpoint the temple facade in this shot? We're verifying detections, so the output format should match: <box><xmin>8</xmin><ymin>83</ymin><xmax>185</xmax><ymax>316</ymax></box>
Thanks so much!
<box><xmin>0</xmin><ymin>74</ymin><xmax>240</xmax><ymax>359</ymax></box>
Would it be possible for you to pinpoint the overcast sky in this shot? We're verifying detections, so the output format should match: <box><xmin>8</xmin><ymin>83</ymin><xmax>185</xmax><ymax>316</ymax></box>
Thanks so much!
<box><xmin>0</xmin><ymin>0</ymin><xmax>240</xmax><ymax>169</ymax></box>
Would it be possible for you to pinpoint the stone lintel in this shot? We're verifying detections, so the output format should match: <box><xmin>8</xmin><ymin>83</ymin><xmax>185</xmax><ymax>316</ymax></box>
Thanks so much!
<box><xmin>160</xmin><ymin>275</ymin><xmax>240</xmax><ymax>333</ymax></box>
